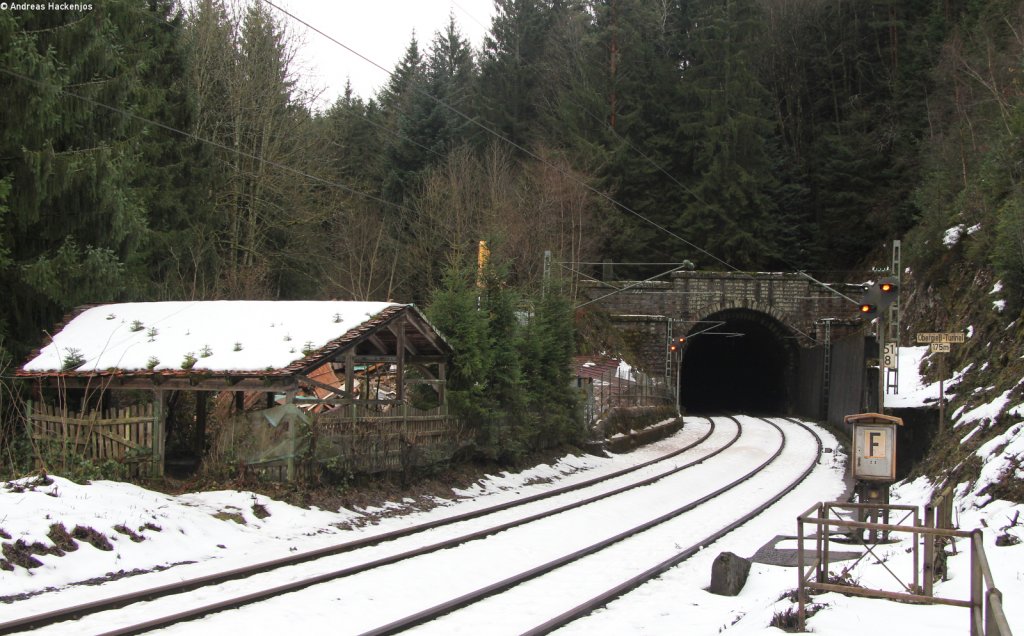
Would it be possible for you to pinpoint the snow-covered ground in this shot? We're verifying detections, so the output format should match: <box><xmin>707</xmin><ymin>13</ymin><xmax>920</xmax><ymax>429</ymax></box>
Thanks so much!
<box><xmin>1</xmin><ymin>345</ymin><xmax>1022</xmax><ymax>634</ymax></box>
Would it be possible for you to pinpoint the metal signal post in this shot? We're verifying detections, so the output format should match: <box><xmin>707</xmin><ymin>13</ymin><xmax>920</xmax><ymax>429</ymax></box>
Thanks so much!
<box><xmin>858</xmin><ymin>277</ymin><xmax>899</xmax><ymax>412</ymax></box>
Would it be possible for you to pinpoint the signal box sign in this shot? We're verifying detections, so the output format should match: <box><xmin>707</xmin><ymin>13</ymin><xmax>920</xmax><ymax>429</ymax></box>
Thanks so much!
<box><xmin>845</xmin><ymin>413</ymin><xmax>903</xmax><ymax>482</ymax></box>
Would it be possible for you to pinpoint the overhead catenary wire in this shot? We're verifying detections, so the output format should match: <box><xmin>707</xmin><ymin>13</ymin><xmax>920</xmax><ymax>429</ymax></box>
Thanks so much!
<box><xmin>568</xmin><ymin>95</ymin><xmax>864</xmax><ymax>306</ymax></box>
<box><xmin>7</xmin><ymin>5</ymin><xmax>855</xmax><ymax>327</ymax></box>
<box><xmin>0</xmin><ymin>66</ymin><xmax>421</xmax><ymax>221</ymax></box>
<box><xmin>6</xmin><ymin>2</ymin><xmax>750</xmax><ymax>291</ymax></box>
<box><xmin>259</xmin><ymin>0</ymin><xmax>759</xmax><ymax>281</ymax></box>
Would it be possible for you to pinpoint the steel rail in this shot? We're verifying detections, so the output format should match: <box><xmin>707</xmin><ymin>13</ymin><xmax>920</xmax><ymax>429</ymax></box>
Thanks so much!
<box><xmin>91</xmin><ymin>417</ymin><xmax>742</xmax><ymax>636</ymax></box>
<box><xmin>519</xmin><ymin>416</ymin><xmax>824</xmax><ymax>635</ymax></box>
<box><xmin>357</xmin><ymin>415</ymin><xmax>792</xmax><ymax>636</ymax></box>
<box><xmin>0</xmin><ymin>417</ymin><xmax>727</xmax><ymax>635</ymax></box>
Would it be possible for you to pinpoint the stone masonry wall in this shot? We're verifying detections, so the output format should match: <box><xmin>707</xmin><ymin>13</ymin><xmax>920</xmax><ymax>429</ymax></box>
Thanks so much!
<box><xmin>581</xmin><ymin>271</ymin><xmax>862</xmax><ymax>375</ymax></box>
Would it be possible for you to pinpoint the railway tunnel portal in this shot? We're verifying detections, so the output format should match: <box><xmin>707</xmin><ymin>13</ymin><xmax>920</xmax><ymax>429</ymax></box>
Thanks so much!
<box><xmin>580</xmin><ymin>271</ymin><xmax>867</xmax><ymax>419</ymax></box>
<box><xmin>678</xmin><ymin>308</ymin><xmax>795</xmax><ymax>414</ymax></box>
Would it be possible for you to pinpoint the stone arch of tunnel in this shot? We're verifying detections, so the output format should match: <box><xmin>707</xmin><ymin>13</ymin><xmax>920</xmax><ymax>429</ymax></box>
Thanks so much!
<box><xmin>678</xmin><ymin>308</ymin><xmax>800</xmax><ymax>415</ymax></box>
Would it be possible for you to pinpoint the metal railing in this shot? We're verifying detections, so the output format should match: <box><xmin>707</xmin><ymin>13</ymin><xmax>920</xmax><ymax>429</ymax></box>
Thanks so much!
<box><xmin>925</xmin><ymin>483</ymin><xmax>957</xmax><ymax>593</ymax></box>
<box><xmin>797</xmin><ymin>501</ymin><xmax>1012</xmax><ymax>635</ymax></box>
<box><xmin>583</xmin><ymin>366</ymin><xmax>672</xmax><ymax>425</ymax></box>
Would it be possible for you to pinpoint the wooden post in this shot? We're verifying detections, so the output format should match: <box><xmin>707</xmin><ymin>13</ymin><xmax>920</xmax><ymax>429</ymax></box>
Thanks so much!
<box><xmin>822</xmin><ymin>504</ymin><xmax>830</xmax><ymax>583</ymax></box>
<box><xmin>971</xmin><ymin>531</ymin><xmax>982</xmax><ymax>636</ymax></box>
<box><xmin>287</xmin><ymin>412</ymin><xmax>297</xmax><ymax>483</ymax></box>
<box><xmin>397</xmin><ymin>318</ymin><xmax>408</xmax><ymax>430</ymax></box>
<box><xmin>396</xmin><ymin>317</ymin><xmax>406</xmax><ymax>404</ymax></box>
<box><xmin>195</xmin><ymin>392</ymin><xmax>207</xmax><ymax>456</ymax></box>
<box><xmin>938</xmin><ymin>355</ymin><xmax>946</xmax><ymax>432</ymax></box>
<box><xmin>152</xmin><ymin>390</ymin><xmax>165</xmax><ymax>477</ymax></box>
<box><xmin>345</xmin><ymin>348</ymin><xmax>356</xmax><ymax>422</ymax></box>
<box><xmin>438</xmin><ymin>362</ymin><xmax>447</xmax><ymax>416</ymax></box>
<box><xmin>798</xmin><ymin>511</ymin><xmax>807</xmax><ymax>632</ymax></box>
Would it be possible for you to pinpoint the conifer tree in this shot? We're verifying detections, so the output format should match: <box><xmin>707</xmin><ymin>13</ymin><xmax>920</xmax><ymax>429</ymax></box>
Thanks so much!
<box><xmin>0</xmin><ymin>3</ymin><xmax>154</xmax><ymax>356</ymax></box>
<box><xmin>425</xmin><ymin>263</ymin><xmax>494</xmax><ymax>454</ymax></box>
<box><xmin>479</xmin><ymin>266</ymin><xmax>526</xmax><ymax>460</ymax></box>
<box><xmin>418</xmin><ymin>15</ymin><xmax>478</xmax><ymax>155</ymax></box>
<box><xmin>674</xmin><ymin>0</ymin><xmax>780</xmax><ymax>270</ymax></box>
<box><xmin>520</xmin><ymin>283</ymin><xmax>579</xmax><ymax>448</ymax></box>
<box><xmin>379</xmin><ymin>35</ymin><xmax>426</xmax><ymax>204</ymax></box>
<box><xmin>477</xmin><ymin>0</ymin><xmax>554</xmax><ymax>148</ymax></box>
<box><xmin>131</xmin><ymin>0</ymin><xmax>219</xmax><ymax>300</ymax></box>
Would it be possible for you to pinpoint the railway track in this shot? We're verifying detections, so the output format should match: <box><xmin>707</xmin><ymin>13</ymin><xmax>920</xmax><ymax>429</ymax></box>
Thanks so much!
<box><xmin>3</xmin><ymin>416</ymin><xmax>824</xmax><ymax>635</ymax></box>
<box><xmin>356</xmin><ymin>416</ymin><xmax>822</xmax><ymax>635</ymax></box>
<box><xmin>2</xmin><ymin>415</ymin><xmax>735</xmax><ymax>635</ymax></box>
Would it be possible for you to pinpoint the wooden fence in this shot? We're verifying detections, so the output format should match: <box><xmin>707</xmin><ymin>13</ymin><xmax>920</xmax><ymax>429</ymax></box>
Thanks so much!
<box><xmin>215</xmin><ymin>403</ymin><xmax>465</xmax><ymax>482</ymax></box>
<box><xmin>26</xmin><ymin>402</ymin><xmax>159</xmax><ymax>477</ymax></box>
<box><xmin>314</xmin><ymin>405</ymin><xmax>463</xmax><ymax>475</ymax></box>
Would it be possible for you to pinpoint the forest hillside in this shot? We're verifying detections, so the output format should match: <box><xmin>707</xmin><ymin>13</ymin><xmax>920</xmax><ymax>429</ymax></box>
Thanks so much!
<box><xmin>1</xmin><ymin>0</ymin><xmax>1023</xmax><ymax>483</ymax></box>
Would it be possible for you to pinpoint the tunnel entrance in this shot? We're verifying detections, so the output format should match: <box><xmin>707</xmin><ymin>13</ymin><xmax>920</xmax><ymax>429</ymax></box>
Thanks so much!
<box><xmin>678</xmin><ymin>309</ymin><xmax>797</xmax><ymax>414</ymax></box>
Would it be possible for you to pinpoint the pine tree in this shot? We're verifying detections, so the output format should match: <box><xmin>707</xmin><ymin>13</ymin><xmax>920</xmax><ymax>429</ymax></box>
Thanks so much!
<box><xmin>0</xmin><ymin>3</ymin><xmax>155</xmax><ymax>356</ymax></box>
<box><xmin>379</xmin><ymin>35</ymin><xmax>426</xmax><ymax>204</ymax></box>
<box><xmin>674</xmin><ymin>0</ymin><xmax>781</xmax><ymax>270</ymax></box>
<box><xmin>520</xmin><ymin>283</ymin><xmax>580</xmax><ymax>449</ymax></box>
<box><xmin>425</xmin><ymin>263</ymin><xmax>495</xmax><ymax>454</ymax></box>
<box><xmin>477</xmin><ymin>0</ymin><xmax>554</xmax><ymax>148</ymax></box>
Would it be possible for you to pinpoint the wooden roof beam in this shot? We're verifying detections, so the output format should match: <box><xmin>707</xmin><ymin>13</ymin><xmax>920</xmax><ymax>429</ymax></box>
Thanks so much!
<box><xmin>366</xmin><ymin>333</ymin><xmax>392</xmax><ymax>355</ymax></box>
<box><xmin>388</xmin><ymin>321</ymin><xmax>420</xmax><ymax>357</ymax></box>
<box><xmin>296</xmin><ymin>374</ymin><xmax>348</xmax><ymax>397</ymax></box>
<box><xmin>406</xmin><ymin>314</ymin><xmax>447</xmax><ymax>354</ymax></box>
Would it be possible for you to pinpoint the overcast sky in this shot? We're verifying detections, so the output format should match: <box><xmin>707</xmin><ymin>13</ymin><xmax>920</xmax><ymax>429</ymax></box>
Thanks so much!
<box><xmin>270</xmin><ymin>0</ymin><xmax>498</xmax><ymax>109</ymax></box>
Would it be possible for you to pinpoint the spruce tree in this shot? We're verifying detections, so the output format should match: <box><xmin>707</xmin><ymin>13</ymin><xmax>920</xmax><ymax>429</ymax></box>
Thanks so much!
<box><xmin>675</xmin><ymin>0</ymin><xmax>780</xmax><ymax>270</ymax></box>
<box><xmin>479</xmin><ymin>267</ymin><xmax>526</xmax><ymax>460</ymax></box>
<box><xmin>426</xmin><ymin>263</ymin><xmax>495</xmax><ymax>455</ymax></box>
<box><xmin>520</xmin><ymin>283</ymin><xmax>579</xmax><ymax>449</ymax></box>
<box><xmin>0</xmin><ymin>3</ymin><xmax>155</xmax><ymax>356</ymax></box>
<box><xmin>477</xmin><ymin>0</ymin><xmax>554</xmax><ymax>148</ymax></box>
<box><xmin>378</xmin><ymin>36</ymin><xmax>426</xmax><ymax>204</ymax></box>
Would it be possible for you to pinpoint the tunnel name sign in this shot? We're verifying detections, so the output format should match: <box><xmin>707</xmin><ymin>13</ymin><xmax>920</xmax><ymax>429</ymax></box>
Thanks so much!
<box><xmin>915</xmin><ymin>332</ymin><xmax>965</xmax><ymax>344</ymax></box>
<box><xmin>845</xmin><ymin>413</ymin><xmax>903</xmax><ymax>482</ymax></box>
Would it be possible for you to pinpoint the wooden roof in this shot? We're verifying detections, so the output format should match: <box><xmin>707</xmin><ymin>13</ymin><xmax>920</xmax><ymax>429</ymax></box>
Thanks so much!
<box><xmin>843</xmin><ymin>412</ymin><xmax>904</xmax><ymax>426</ymax></box>
<box><xmin>17</xmin><ymin>302</ymin><xmax>451</xmax><ymax>392</ymax></box>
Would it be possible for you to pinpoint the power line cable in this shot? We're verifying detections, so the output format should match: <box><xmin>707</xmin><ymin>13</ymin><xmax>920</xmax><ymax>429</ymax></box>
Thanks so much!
<box><xmin>0</xmin><ymin>66</ymin><xmax>418</xmax><ymax>219</ymax></box>
<box><xmin>259</xmin><ymin>0</ymin><xmax>756</xmax><ymax>279</ymax></box>
<box><xmin>568</xmin><ymin>96</ymin><xmax>861</xmax><ymax>306</ymax></box>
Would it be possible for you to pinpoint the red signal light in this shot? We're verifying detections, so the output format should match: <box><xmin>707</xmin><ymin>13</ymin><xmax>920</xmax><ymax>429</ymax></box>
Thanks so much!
<box><xmin>860</xmin><ymin>304</ymin><xmax>876</xmax><ymax>314</ymax></box>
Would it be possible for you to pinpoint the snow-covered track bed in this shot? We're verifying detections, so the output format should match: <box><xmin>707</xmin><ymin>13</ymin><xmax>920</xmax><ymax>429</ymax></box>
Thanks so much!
<box><xmin>11</xmin><ymin>416</ymin><xmax>817</xmax><ymax>636</ymax></box>
<box><xmin>349</xmin><ymin>416</ymin><xmax>821</xmax><ymax>636</ymax></box>
<box><xmin>1</xmin><ymin>416</ymin><xmax>746</xmax><ymax>635</ymax></box>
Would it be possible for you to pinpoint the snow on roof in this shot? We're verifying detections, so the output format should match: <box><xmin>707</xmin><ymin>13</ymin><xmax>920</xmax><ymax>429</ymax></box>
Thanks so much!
<box><xmin>22</xmin><ymin>301</ymin><xmax>400</xmax><ymax>374</ymax></box>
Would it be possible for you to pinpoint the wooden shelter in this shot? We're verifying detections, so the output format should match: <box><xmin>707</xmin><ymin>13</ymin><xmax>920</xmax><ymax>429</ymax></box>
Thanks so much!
<box><xmin>18</xmin><ymin>301</ymin><xmax>460</xmax><ymax>479</ymax></box>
